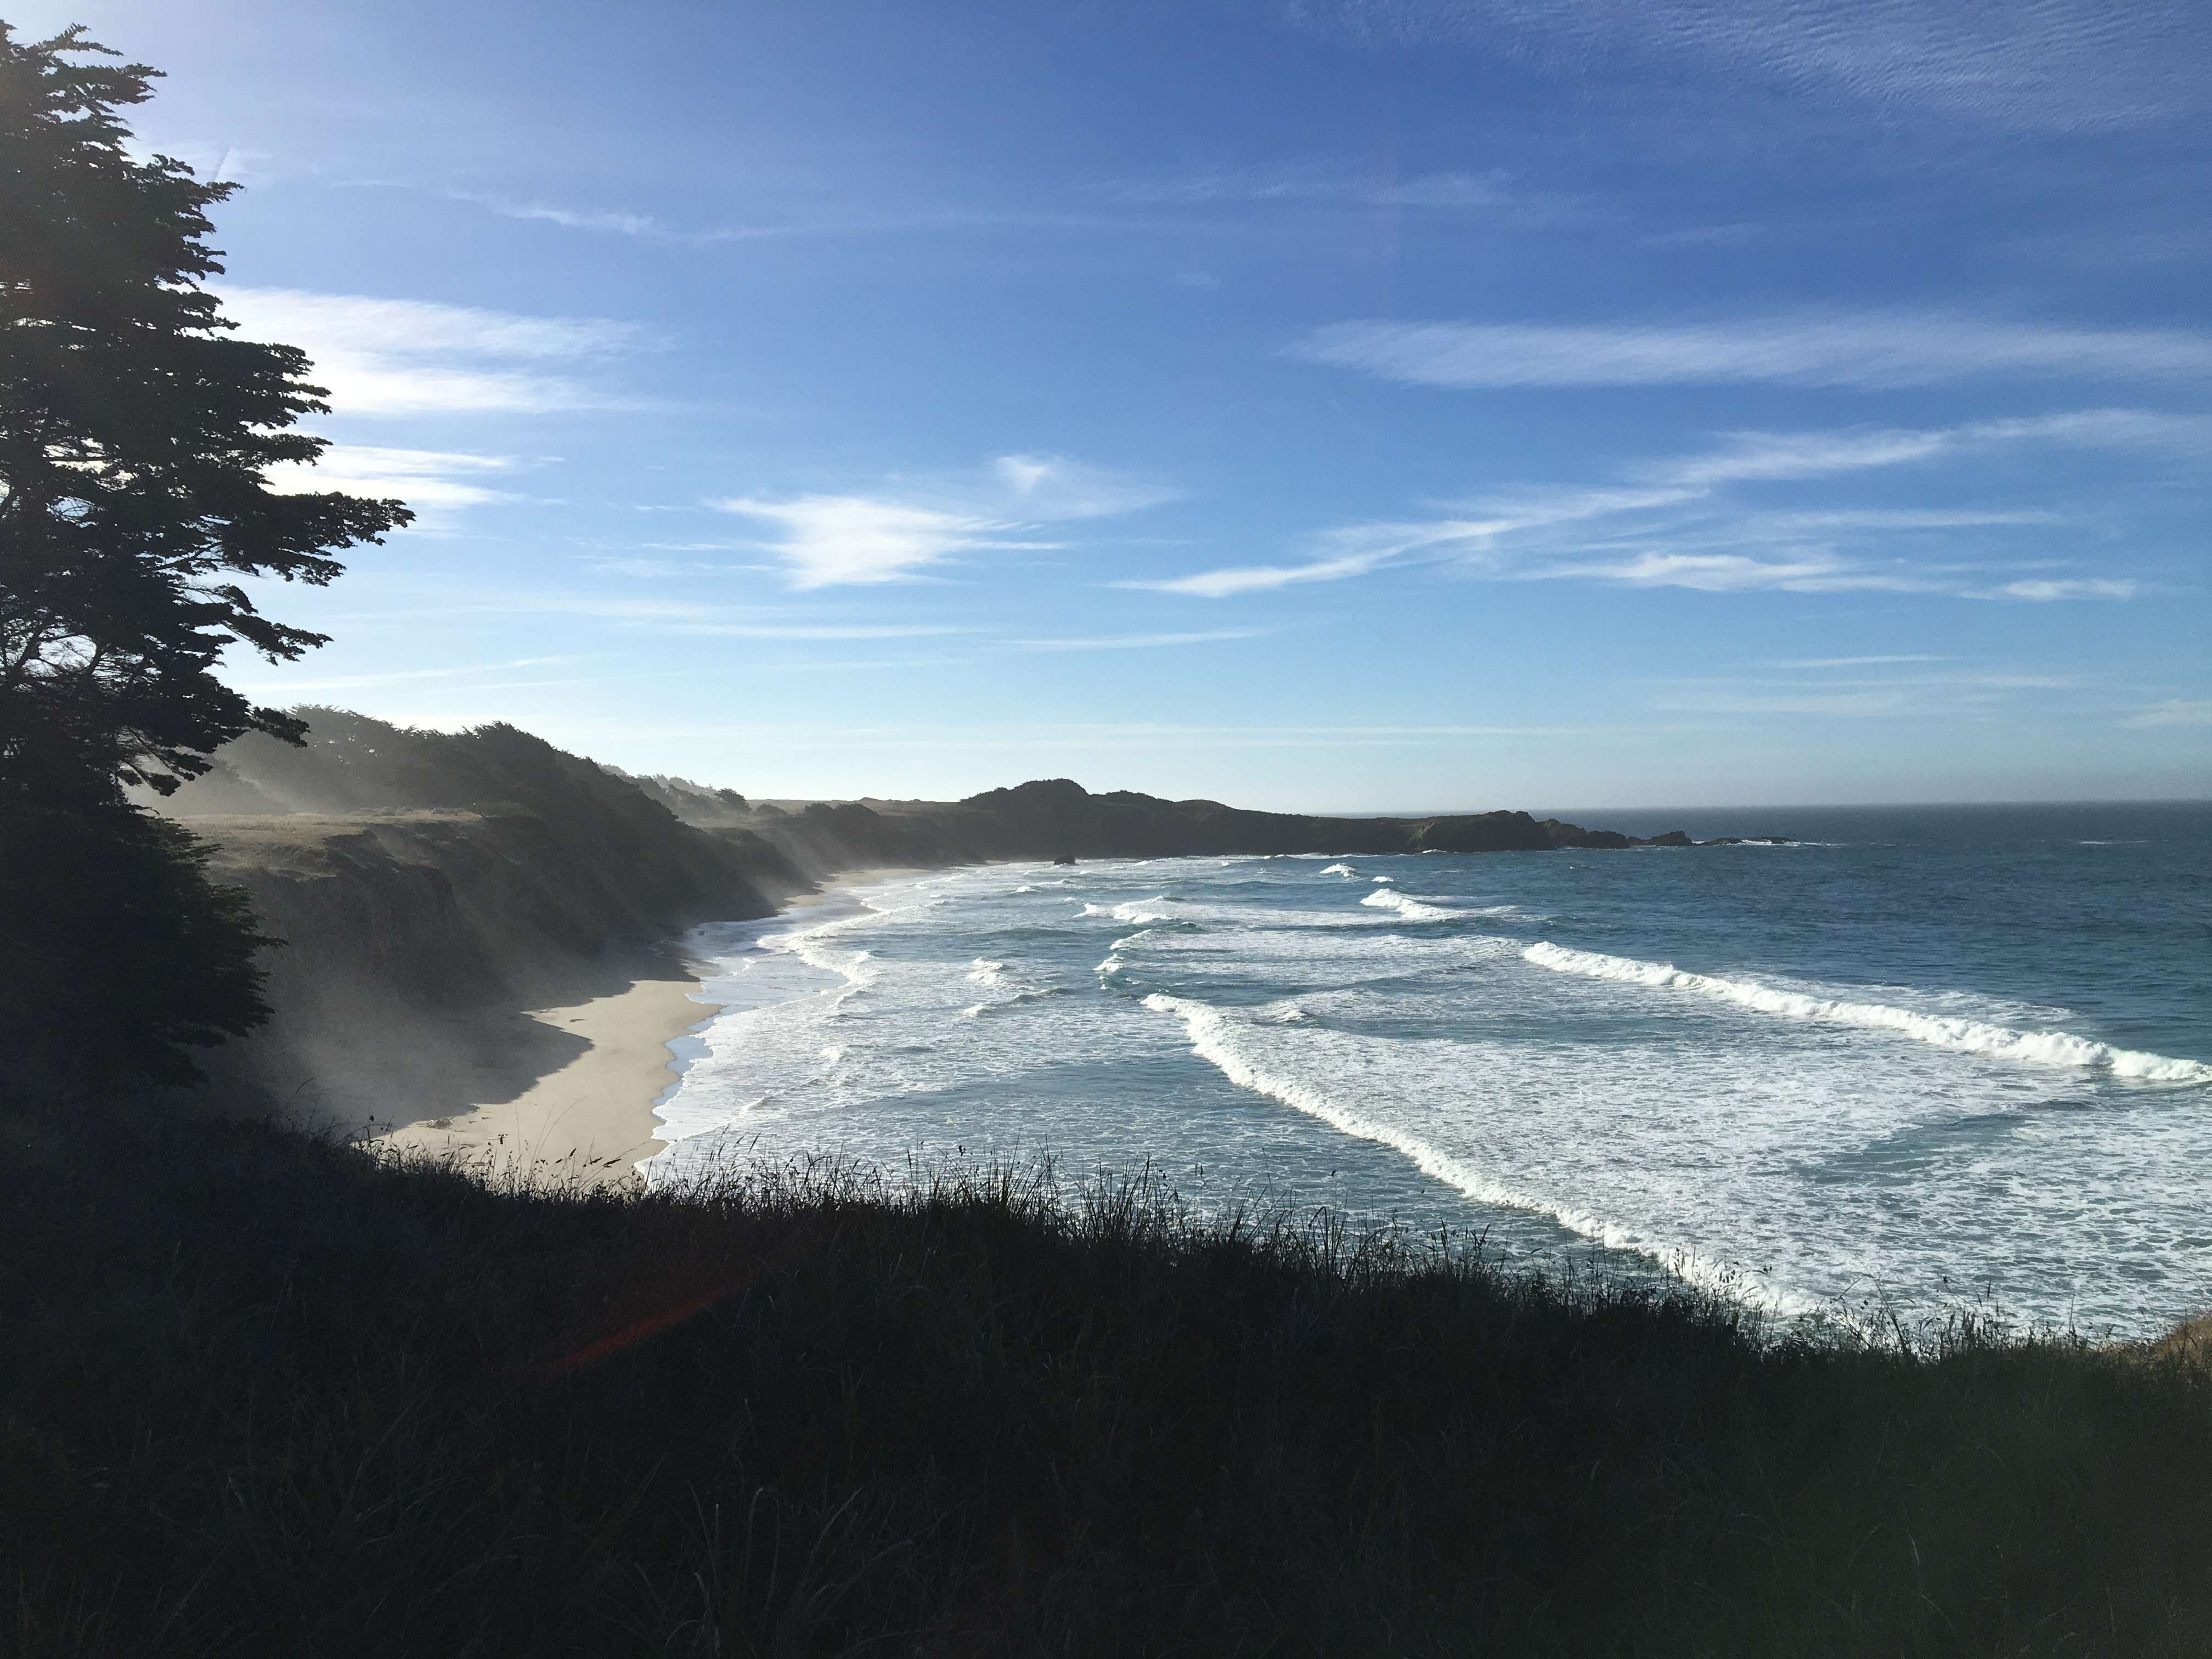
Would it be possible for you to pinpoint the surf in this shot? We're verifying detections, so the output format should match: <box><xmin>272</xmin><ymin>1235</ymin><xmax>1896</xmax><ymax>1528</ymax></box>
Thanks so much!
<box><xmin>1522</xmin><ymin>942</ymin><xmax>2212</xmax><ymax>1085</ymax></box>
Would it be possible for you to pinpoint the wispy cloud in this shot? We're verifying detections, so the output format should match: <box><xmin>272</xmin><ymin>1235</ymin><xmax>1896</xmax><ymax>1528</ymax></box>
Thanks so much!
<box><xmin>427</xmin><ymin>187</ymin><xmax>1245</xmax><ymax>246</ymax></box>
<box><xmin>1286</xmin><ymin>0</ymin><xmax>2212</xmax><ymax>132</ymax></box>
<box><xmin>991</xmin><ymin>454</ymin><xmax>1176</xmax><ymax>518</ymax></box>
<box><xmin>709</xmin><ymin>497</ymin><xmax>1002</xmax><ymax>589</ymax></box>
<box><xmin>1124</xmin><ymin>522</ymin><xmax>1539</xmax><ymax>601</ymax></box>
<box><xmin>1136</xmin><ymin>413</ymin><xmax>2172</xmax><ymax>601</ymax></box>
<box><xmin>223</xmin><ymin>288</ymin><xmax>645</xmax><ymax>416</ymax></box>
<box><xmin>653</xmin><ymin>623</ymin><xmax>974</xmax><ymax>640</ymax></box>
<box><xmin>1003</xmin><ymin>629</ymin><xmax>1268</xmax><ymax>651</ymax></box>
<box><xmin>443</xmin><ymin>192</ymin><xmax>661</xmax><ymax>236</ymax></box>
<box><xmin>1546</xmin><ymin>550</ymin><xmax>1932</xmax><ymax>594</ymax></box>
<box><xmin>1768</xmin><ymin>654</ymin><xmax>1950</xmax><ymax>669</ymax></box>
<box><xmin>1094</xmin><ymin>161</ymin><xmax>1584</xmax><ymax>223</ymax></box>
<box><xmin>1649</xmin><ymin>665</ymin><xmax>2092</xmax><ymax>720</ymax></box>
<box><xmin>263</xmin><ymin>443</ymin><xmax>522</xmax><ymax>529</ymax></box>
<box><xmin>2123</xmin><ymin>699</ymin><xmax>2212</xmax><ymax>728</ymax></box>
<box><xmin>1125</xmin><ymin>550</ymin><xmax>1398</xmax><ymax>598</ymax></box>
<box><xmin>1754</xmin><ymin>509</ymin><xmax>2056</xmax><ymax>531</ymax></box>
<box><xmin>1991</xmin><ymin>578</ymin><xmax>2138</xmax><ymax>601</ymax></box>
<box><xmin>130</xmin><ymin>138</ymin><xmax>276</xmax><ymax>185</ymax></box>
<box><xmin>1652</xmin><ymin>689</ymin><xmax>1922</xmax><ymax>718</ymax></box>
<box><xmin>1293</xmin><ymin>313</ymin><xmax>2212</xmax><ymax>391</ymax></box>
<box><xmin>711</xmin><ymin>455</ymin><xmax>1174</xmax><ymax>588</ymax></box>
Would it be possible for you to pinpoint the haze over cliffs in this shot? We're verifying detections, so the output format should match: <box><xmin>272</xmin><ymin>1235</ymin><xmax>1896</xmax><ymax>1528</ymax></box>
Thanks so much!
<box><xmin>152</xmin><ymin>708</ymin><xmax>1729</xmax><ymax>1125</ymax></box>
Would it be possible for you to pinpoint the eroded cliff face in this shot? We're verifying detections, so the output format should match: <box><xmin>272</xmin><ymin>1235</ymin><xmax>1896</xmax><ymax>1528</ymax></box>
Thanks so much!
<box><xmin>160</xmin><ymin>710</ymin><xmax>1700</xmax><ymax>1127</ymax></box>
<box><xmin>183</xmin><ymin>810</ymin><xmax>788</xmax><ymax>1127</ymax></box>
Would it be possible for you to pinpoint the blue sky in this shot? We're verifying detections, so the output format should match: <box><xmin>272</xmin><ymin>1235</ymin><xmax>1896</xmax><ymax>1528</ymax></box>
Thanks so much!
<box><xmin>29</xmin><ymin>0</ymin><xmax>2211</xmax><ymax>807</ymax></box>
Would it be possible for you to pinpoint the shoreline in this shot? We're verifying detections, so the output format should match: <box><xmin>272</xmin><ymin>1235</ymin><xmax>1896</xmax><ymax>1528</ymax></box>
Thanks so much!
<box><xmin>370</xmin><ymin>866</ymin><xmax>932</xmax><ymax>1183</ymax></box>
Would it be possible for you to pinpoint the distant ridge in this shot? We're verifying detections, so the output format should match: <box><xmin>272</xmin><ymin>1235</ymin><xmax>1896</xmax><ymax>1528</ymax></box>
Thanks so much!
<box><xmin>148</xmin><ymin>709</ymin><xmax>1770</xmax><ymax>1124</ymax></box>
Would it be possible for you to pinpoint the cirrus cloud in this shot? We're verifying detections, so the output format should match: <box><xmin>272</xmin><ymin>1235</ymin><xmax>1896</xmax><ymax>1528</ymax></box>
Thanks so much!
<box><xmin>1293</xmin><ymin>313</ymin><xmax>2212</xmax><ymax>391</ymax></box>
<box><xmin>223</xmin><ymin>288</ymin><xmax>645</xmax><ymax>417</ymax></box>
<box><xmin>710</xmin><ymin>455</ymin><xmax>1174</xmax><ymax>588</ymax></box>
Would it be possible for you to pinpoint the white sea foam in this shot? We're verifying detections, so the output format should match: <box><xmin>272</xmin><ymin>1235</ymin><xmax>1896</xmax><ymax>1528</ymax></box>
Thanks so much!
<box><xmin>1141</xmin><ymin>992</ymin><xmax>1822</xmax><ymax>1317</ymax></box>
<box><xmin>1360</xmin><ymin>888</ymin><xmax>1457</xmax><ymax>922</ymax></box>
<box><xmin>1372</xmin><ymin>875</ymin><xmax>1395</xmax><ymax>884</ymax></box>
<box><xmin>1081</xmin><ymin>896</ymin><xmax>1177</xmax><ymax>924</ymax></box>
<box><xmin>960</xmin><ymin>987</ymin><xmax>1065</xmax><ymax>1018</ymax></box>
<box><xmin>650</xmin><ymin>846</ymin><xmax>2212</xmax><ymax>1338</ymax></box>
<box><xmin>1320</xmin><ymin>863</ymin><xmax>1358</xmax><ymax>877</ymax></box>
<box><xmin>1522</xmin><ymin>943</ymin><xmax>2212</xmax><ymax>1085</ymax></box>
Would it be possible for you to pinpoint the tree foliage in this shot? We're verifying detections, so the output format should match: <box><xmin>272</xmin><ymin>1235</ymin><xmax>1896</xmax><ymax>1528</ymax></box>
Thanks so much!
<box><xmin>0</xmin><ymin>22</ymin><xmax>410</xmax><ymax>796</ymax></box>
<box><xmin>0</xmin><ymin>782</ymin><xmax>274</xmax><ymax>1087</ymax></box>
<box><xmin>0</xmin><ymin>25</ymin><xmax>408</xmax><ymax>1087</ymax></box>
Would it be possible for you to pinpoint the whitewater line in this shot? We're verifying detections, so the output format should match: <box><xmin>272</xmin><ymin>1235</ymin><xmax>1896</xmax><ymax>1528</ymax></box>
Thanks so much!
<box><xmin>1522</xmin><ymin>942</ymin><xmax>2212</xmax><ymax>1085</ymax></box>
<box><xmin>1141</xmin><ymin>991</ymin><xmax>1826</xmax><ymax>1318</ymax></box>
<box><xmin>1360</xmin><ymin>888</ymin><xmax>1457</xmax><ymax>922</ymax></box>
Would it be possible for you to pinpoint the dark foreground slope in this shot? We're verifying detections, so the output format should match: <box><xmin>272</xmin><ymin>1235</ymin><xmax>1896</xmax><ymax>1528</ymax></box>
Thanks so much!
<box><xmin>3</xmin><ymin>1107</ymin><xmax>2208</xmax><ymax>1657</ymax></box>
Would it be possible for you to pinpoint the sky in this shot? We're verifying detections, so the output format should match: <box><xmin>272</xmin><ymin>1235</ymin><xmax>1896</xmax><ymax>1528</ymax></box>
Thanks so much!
<box><xmin>22</xmin><ymin>0</ymin><xmax>2212</xmax><ymax>808</ymax></box>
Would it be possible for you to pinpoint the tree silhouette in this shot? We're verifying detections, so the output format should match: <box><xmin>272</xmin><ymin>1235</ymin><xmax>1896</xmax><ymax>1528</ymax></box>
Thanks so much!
<box><xmin>0</xmin><ymin>25</ymin><xmax>409</xmax><ymax>1088</ymax></box>
<box><xmin>0</xmin><ymin>23</ymin><xmax>410</xmax><ymax>795</ymax></box>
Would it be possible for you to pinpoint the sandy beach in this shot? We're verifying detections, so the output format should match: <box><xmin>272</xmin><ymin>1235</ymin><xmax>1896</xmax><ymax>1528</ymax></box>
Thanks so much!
<box><xmin>371</xmin><ymin>867</ymin><xmax>926</xmax><ymax>1183</ymax></box>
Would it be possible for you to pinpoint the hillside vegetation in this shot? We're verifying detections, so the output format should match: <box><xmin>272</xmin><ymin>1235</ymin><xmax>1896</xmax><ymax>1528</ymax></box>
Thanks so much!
<box><xmin>3</xmin><ymin>1105</ymin><xmax>2208</xmax><ymax>1657</ymax></box>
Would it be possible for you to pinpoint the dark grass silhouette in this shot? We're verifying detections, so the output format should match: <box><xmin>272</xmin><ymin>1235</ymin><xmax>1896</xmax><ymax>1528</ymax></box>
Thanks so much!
<box><xmin>3</xmin><ymin>1107</ymin><xmax>2208</xmax><ymax>1657</ymax></box>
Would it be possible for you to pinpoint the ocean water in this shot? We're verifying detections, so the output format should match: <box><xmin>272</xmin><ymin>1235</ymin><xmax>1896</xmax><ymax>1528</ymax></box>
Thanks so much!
<box><xmin>647</xmin><ymin>803</ymin><xmax>2212</xmax><ymax>1337</ymax></box>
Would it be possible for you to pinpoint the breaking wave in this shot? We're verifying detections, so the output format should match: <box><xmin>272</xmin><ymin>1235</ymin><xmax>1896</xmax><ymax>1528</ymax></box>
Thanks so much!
<box><xmin>1082</xmin><ymin>897</ymin><xmax>1178</xmax><ymax>924</ymax></box>
<box><xmin>1522</xmin><ymin>943</ymin><xmax>2212</xmax><ymax>1085</ymax></box>
<box><xmin>1360</xmin><ymin>888</ymin><xmax>1458</xmax><ymax>922</ymax></box>
<box><xmin>1141</xmin><ymin>992</ymin><xmax>1822</xmax><ymax>1317</ymax></box>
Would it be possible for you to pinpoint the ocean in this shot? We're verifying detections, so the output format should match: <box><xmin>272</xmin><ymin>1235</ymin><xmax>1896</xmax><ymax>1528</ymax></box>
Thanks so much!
<box><xmin>646</xmin><ymin>802</ymin><xmax>2212</xmax><ymax>1338</ymax></box>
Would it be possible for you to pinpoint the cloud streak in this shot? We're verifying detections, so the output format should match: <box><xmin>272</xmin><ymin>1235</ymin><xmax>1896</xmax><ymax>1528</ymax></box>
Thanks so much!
<box><xmin>1093</xmin><ymin>161</ymin><xmax>1586</xmax><ymax>224</ymax></box>
<box><xmin>712</xmin><ymin>455</ymin><xmax>1174</xmax><ymax>588</ymax></box>
<box><xmin>2123</xmin><ymin>699</ymin><xmax>2212</xmax><ymax>728</ymax></box>
<box><xmin>1003</xmin><ymin>629</ymin><xmax>1268</xmax><ymax>651</ymax></box>
<box><xmin>1135</xmin><ymin>412</ymin><xmax>2175</xmax><ymax>600</ymax></box>
<box><xmin>1294</xmin><ymin>314</ymin><xmax>2212</xmax><ymax>391</ymax></box>
<box><xmin>263</xmin><ymin>444</ymin><xmax>522</xmax><ymax>529</ymax></box>
<box><xmin>223</xmin><ymin>288</ymin><xmax>645</xmax><ymax>417</ymax></box>
<box><xmin>1287</xmin><ymin>0</ymin><xmax>2212</xmax><ymax>132</ymax></box>
<box><xmin>1647</xmin><ymin>665</ymin><xmax>2094</xmax><ymax>720</ymax></box>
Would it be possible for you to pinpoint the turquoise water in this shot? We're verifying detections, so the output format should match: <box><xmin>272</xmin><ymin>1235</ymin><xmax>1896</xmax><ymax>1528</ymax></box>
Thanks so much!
<box><xmin>649</xmin><ymin>804</ymin><xmax>2212</xmax><ymax>1336</ymax></box>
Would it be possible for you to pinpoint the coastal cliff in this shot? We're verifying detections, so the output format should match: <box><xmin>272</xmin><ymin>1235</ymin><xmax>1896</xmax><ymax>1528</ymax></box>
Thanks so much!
<box><xmin>162</xmin><ymin>715</ymin><xmax>799</xmax><ymax>1123</ymax></box>
<box><xmin>157</xmin><ymin>709</ymin><xmax>1720</xmax><ymax>1125</ymax></box>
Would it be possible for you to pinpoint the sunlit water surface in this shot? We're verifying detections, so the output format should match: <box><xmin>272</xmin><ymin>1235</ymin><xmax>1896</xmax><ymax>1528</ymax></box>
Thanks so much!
<box><xmin>646</xmin><ymin>804</ymin><xmax>2212</xmax><ymax>1336</ymax></box>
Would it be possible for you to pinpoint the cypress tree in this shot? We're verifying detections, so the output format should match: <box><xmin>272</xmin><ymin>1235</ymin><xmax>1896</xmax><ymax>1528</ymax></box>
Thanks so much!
<box><xmin>0</xmin><ymin>25</ymin><xmax>409</xmax><ymax>1085</ymax></box>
